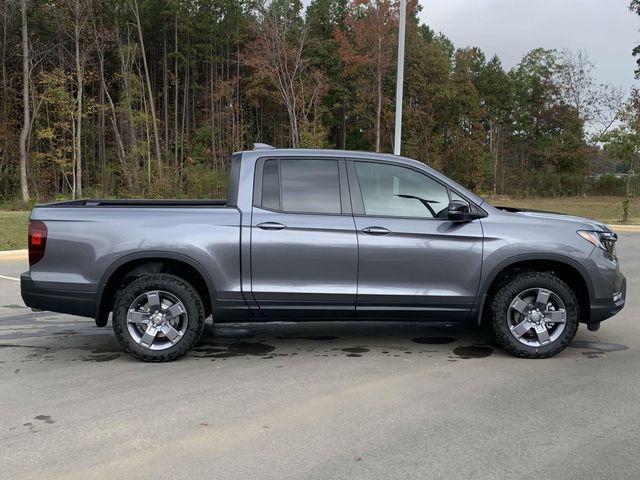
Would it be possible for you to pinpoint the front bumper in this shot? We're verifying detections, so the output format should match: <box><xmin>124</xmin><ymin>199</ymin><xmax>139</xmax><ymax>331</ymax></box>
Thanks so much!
<box><xmin>21</xmin><ymin>272</ymin><xmax>97</xmax><ymax>318</ymax></box>
<box><xmin>589</xmin><ymin>275</ymin><xmax>626</xmax><ymax>323</ymax></box>
<box><xmin>583</xmin><ymin>242</ymin><xmax>626</xmax><ymax>324</ymax></box>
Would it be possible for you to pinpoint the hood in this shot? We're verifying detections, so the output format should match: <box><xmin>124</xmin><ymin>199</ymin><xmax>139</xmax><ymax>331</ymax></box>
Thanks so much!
<box><xmin>496</xmin><ymin>206</ymin><xmax>611</xmax><ymax>232</ymax></box>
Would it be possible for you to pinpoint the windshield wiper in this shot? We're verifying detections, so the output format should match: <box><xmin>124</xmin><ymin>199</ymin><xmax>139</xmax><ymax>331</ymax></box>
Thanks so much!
<box><xmin>395</xmin><ymin>194</ymin><xmax>440</xmax><ymax>217</ymax></box>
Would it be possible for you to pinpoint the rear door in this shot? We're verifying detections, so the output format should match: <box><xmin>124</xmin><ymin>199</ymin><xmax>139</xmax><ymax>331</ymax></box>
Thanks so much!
<box><xmin>348</xmin><ymin>159</ymin><xmax>483</xmax><ymax>321</ymax></box>
<box><xmin>250</xmin><ymin>157</ymin><xmax>358</xmax><ymax>318</ymax></box>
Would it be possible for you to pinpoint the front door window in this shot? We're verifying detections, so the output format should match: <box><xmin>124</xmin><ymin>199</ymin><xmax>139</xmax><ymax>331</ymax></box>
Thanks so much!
<box><xmin>354</xmin><ymin>162</ymin><xmax>451</xmax><ymax>219</ymax></box>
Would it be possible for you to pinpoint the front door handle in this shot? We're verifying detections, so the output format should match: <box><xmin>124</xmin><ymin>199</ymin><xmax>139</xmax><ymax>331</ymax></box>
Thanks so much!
<box><xmin>361</xmin><ymin>226</ymin><xmax>390</xmax><ymax>236</ymax></box>
<box><xmin>257</xmin><ymin>222</ymin><xmax>287</xmax><ymax>231</ymax></box>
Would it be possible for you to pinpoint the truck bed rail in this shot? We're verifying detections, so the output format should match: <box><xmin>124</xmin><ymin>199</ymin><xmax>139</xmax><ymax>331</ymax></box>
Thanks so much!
<box><xmin>38</xmin><ymin>199</ymin><xmax>228</xmax><ymax>208</ymax></box>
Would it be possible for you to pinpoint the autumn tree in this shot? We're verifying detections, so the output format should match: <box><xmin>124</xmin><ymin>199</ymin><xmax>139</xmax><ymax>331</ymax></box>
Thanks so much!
<box><xmin>52</xmin><ymin>0</ymin><xmax>94</xmax><ymax>198</ymax></box>
<box><xmin>473</xmin><ymin>55</ymin><xmax>513</xmax><ymax>194</ymax></box>
<box><xmin>129</xmin><ymin>0</ymin><xmax>162</xmax><ymax>175</ymax></box>
<box><xmin>602</xmin><ymin>89</ymin><xmax>640</xmax><ymax>220</ymax></box>
<box><xmin>555</xmin><ymin>49</ymin><xmax>625</xmax><ymax>143</ymax></box>
<box><xmin>335</xmin><ymin>0</ymin><xmax>399</xmax><ymax>152</ymax></box>
<box><xmin>18</xmin><ymin>0</ymin><xmax>30</xmax><ymax>201</ymax></box>
<box><xmin>246</xmin><ymin>0</ymin><xmax>323</xmax><ymax>148</ymax></box>
<box><xmin>306</xmin><ymin>0</ymin><xmax>348</xmax><ymax>148</ymax></box>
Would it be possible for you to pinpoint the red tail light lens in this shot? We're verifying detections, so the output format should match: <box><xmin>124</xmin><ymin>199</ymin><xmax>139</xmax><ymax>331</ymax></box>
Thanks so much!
<box><xmin>28</xmin><ymin>220</ymin><xmax>47</xmax><ymax>266</ymax></box>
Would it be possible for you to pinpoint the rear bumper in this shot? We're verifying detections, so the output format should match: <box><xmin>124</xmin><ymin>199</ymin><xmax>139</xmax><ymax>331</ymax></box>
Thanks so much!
<box><xmin>20</xmin><ymin>272</ymin><xmax>96</xmax><ymax>318</ymax></box>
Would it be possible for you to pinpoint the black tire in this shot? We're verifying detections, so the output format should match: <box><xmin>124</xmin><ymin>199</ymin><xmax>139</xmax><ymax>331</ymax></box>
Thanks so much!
<box><xmin>112</xmin><ymin>273</ymin><xmax>205</xmax><ymax>362</ymax></box>
<box><xmin>490</xmin><ymin>271</ymin><xmax>579</xmax><ymax>359</ymax></box>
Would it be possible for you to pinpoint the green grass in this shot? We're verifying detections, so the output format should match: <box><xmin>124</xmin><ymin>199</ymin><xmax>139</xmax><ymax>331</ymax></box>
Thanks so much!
<box><xmin>0</xmin><ymin>196</ymin><xmax>637</xmax><ymax>251</ymax></box>
<box><xmin>485</xmin><ymin>196</ymin><xmax>640</xmax><ymax>225</ymax></box>
<box><xmin>0</xmin><ymin>211</ymin><xmax>30</xmax><ymax>250</ymax></box>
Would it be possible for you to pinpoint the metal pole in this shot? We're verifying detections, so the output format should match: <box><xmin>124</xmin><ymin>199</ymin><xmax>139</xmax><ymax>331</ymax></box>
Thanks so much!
<box><xmin>393</xmin><ymin>0</ymin><xmax>407</xmax><ymax>156</ymax></box>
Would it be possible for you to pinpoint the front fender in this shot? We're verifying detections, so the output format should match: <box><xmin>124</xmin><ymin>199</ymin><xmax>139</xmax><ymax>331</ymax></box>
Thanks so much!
<box><xmin>471</xmin><ymin>252</ymin><xmax>595</xmax><ymax>326</ymax></box>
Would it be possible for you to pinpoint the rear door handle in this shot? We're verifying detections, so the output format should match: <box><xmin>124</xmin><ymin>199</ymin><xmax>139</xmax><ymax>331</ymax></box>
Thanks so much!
<box><xmin>361</xmin><ymin>226</ymin><xmax>390</xmax><ymax>236</ymax></box>
<box><xmin>257</xmin><ymin>222</ymin><xmax>287</xmax><ymax>231</ymax></box>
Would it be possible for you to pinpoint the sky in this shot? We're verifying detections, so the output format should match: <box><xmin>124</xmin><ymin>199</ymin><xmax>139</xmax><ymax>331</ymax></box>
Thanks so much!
<box><xmin>420</xmin><ymin>0</ymin><xmax>640</xmax><ymax>92</ymax></box>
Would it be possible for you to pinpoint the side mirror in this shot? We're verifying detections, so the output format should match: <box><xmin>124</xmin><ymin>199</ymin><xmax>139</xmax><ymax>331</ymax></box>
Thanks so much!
<box><xmin>448</xmin><ymin>200</ymin><xmax>472</xmax><ymax>221</ymax></box>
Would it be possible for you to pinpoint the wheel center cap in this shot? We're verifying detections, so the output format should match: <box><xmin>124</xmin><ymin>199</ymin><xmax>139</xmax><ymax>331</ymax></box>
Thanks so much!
<box><xmin>529</xmin><ymin>310</ymin><xmax>543</xmax><ymax>323</ymax></box>
<box><xmin>150</xmin><ymin>312</ymin><xmax>166</xmax><ymax>327</ymax></box>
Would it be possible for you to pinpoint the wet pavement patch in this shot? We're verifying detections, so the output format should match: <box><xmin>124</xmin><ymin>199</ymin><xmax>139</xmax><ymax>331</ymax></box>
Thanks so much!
<box><xmin>82</xmin><ymin>354</ymin><xmax>121</xmax><ymax>362</ymax></box>
<box><xmin>412</xmin><ymin>337</ymin><xmax>457</xmax><ymax>345</ymax></box>
<box><xmin>0</xmin><ymin>312</ymin><xmax>62</xmax><ymax>325</ymax></box>
<box><xmin>453</xmin><ymin>345</ymin><xmax>494</xmax><ymax>359</ymax></box>
<box><xmin>34</xmin><ymin>415</ymin><xmax>54</xmax><ymax>424</ymax></box>
<box><xmin>341</xmin><ymin>347</ymin><xmax>369</xmax><ymax>357</ymax></box>
<box><xmin>582</xmin><ymin>351</ymin><xmax>606</xmax><ymax>359</ymax></box>
<box><xmin>0</xmin><ymin>331</ymin><xmax>54</xmax><ymax>341</ymax></box>
<box><xmin>341</xmin><ymin>347</ymin><xmax>369</xmax><ymax>354</ymax></box>
<box><xmin>209</xmin><ymin>327</ymin><xmax>256</xmax><ymax>339</ymax></box>
<box><xmin>275</xmin><ymin>335</ymin><xmax>339</xmax><ymax>341</ymax></box>
<box><xmin>0</xmin><ymin>343</ymin><xmax>51</xmax><ymax>350</ymax></box>
<box><xmin>192</xmin><ymin>342</ymin><xmax>276</xmax><ymax>359</ymax></box>
<box><xmin>229</xmin><ymin>342</ymin><xmax>275</xmax><ymax>355</ymax></box>
<box><xmin>570</xmin><ymin>340</ymin><xmax>628</xmax><ymax>352</ymax></box>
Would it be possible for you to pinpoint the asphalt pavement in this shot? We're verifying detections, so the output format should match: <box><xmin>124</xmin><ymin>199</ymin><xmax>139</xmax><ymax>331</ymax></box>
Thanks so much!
<box><xmin>1</xmin><ymin>235</ymin><xmax>639</xmax><ymax>480</ymax></box>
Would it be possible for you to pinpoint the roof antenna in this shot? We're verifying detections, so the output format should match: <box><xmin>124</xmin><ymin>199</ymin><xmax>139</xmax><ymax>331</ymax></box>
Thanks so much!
<box><xmin>253</xmin><ymin>143</ymin><xmax>276</xmax><ymax>150</ymax></box>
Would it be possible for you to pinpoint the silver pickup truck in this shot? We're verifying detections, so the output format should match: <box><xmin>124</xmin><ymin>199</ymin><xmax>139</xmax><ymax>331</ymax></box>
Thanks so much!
<box><xmin>21</xmin><ymin>145</ymin><xmax>626</xmax><ymax>361</ymax></box>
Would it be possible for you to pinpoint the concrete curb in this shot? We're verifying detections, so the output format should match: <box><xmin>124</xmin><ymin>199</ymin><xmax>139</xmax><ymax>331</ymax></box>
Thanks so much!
<box><xmin>0</xmin><ymin>249</ymin><xmax>28</xmax><ymax>261</ymax></box>
<box><xmin>609</xmin><ymin>224</ymin><xmax>640</xmax><ymax>233</ymax></box>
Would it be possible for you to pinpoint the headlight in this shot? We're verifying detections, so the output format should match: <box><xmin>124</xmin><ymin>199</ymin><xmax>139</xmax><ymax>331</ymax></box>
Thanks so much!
<box><xmin>577</xmin><ymin>230</ymin><xmax>617</xmax><ymax>255</ymax></box>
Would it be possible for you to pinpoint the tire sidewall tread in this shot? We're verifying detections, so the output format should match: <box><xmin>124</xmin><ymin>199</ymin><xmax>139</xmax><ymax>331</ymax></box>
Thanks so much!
<box><xmin>490</xmin><ymin>271</ymin><xmax>579</xmax><ymax>359</ymax></box>
<box><xmin>112</xmin><ymin>273</ymin><xmax>205</xmax><ymax>362</ymax></box>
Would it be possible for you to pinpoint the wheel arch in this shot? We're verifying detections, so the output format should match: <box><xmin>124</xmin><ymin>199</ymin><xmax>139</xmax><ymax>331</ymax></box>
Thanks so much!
<box><xmin>95</xmin><ymin>251</ymin><xmax>216</xmax><ymax>326</ymax></box>
<box><xmin>475</xmin><ymin>253</ymin><xmax>593</xmax><ymax>327</ymax></box>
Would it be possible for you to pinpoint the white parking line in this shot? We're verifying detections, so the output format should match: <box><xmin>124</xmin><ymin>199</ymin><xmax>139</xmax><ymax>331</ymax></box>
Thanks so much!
<box><xmin>0</xmin><ymin>274</ymin><xmax>19</xmax><ymax>282</ymax></box>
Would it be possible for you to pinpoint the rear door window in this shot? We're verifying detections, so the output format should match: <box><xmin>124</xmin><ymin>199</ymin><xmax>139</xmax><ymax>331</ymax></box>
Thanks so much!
<box><xmin>259</xmin><ymin>159</ymin><xmax>342</xmax><ymax>214</ymax></box>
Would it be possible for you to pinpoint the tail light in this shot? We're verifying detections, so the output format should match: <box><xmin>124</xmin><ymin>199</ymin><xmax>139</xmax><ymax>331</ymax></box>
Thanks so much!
<box><xmin>28</xmin><ymin>220</ymin><xmax>47</xmax><ymax>266</ymax></box>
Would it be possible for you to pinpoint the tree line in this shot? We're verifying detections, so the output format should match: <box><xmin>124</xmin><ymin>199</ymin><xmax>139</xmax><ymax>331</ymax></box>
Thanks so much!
<box><xmin>0</xmin><ymin>0</ymin><xmax>639</xmax><ymax>204</ymax></box>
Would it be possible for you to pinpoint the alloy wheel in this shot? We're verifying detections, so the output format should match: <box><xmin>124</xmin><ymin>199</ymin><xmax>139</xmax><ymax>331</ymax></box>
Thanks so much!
<box><xmin>126</xmin><ymin>290</ymin><xmax>189</xmax><ymax>350</ymax></box>
<box><xmin>506</xmin><ymin>287</ymin><xmax>567</xmax><ymax>347</ymax></box>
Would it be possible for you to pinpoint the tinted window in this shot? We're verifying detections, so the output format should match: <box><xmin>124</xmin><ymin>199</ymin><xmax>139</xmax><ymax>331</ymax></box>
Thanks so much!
<box><xmin>355</xmin><ymin>162</ymin><xmax>450</xmax><ymax>218</ymax></box>
<box><xmin>280</xmin><ymin>159</ymin><xmax>341</xmax><ymax>214</ymax></box>
<box><xmin>261</xmin><ymin>159</ymin><xmax>280</xmax><ymax>210</ymax></box>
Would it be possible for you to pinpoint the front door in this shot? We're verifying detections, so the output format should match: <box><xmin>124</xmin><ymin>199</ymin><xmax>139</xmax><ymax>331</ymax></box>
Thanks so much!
<box><xmin>349</xmin><ymin>160</ymin><xmax>484</xmax><ymax>321</ymax></box>
<box><xmin>250</xmin><ymin>157</ymin><xmax>357</xmax><ymax>318</ymax></box>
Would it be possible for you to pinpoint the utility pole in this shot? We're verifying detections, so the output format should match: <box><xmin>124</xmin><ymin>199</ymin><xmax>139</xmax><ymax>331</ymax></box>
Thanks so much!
<box><xmin>393</xmin><ymin>0</ymin><xmax>407</xmax><ymax>156</ymax></box>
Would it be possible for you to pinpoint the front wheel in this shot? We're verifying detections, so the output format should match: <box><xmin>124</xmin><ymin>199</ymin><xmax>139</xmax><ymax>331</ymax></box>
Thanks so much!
<box><xmin>490</xmin><ymin>271</ymin><xmax>579</xmax><ymax>358</ymax></box>
<box><xmin>112</xmin><ymin>274</ymin><xmax>205</xmax><ymax>362</ymax></box>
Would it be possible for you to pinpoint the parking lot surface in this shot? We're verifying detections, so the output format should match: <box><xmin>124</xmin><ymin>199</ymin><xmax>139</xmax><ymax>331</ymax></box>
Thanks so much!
<box><xmin>1</xmin><ymin>234</ymin><xmax>639</xmax><ymax>480</ymax></box>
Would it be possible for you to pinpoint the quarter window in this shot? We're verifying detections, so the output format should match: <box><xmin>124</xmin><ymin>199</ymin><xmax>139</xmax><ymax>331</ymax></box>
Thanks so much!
<box><xmin>354</xmin><ymin>162</ymin><xmax>450</xmax><ymax>218</ymax></box>
<box><xmin>261</xmin><ymin>159</ymin><xmax>280</xmax><ymax>210</ymax></box>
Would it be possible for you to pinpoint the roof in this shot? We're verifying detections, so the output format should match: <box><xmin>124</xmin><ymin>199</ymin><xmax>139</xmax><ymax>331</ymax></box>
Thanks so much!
<box><xmin>241</xmin><ymin>146</ymin><xmax>425</xmax><ymax>168</ymax></box>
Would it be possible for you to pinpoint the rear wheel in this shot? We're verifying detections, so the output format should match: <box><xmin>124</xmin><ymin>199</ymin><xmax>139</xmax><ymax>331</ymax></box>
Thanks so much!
<box><xmin>490</xmin><ymin>271</ymin><xmax>579</xmax><ymax>358</ymax></box>
<box><xmin>112</xmin><ymin>274</ymin><xmax>205</xmax><ymax>362</ymax></box>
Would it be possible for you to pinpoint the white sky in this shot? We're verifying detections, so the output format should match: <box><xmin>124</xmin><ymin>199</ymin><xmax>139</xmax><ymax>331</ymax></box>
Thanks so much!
<box><xmin>420</xmin><ymin>0</ymin><xmax>640</xmax><ymax>92</ymax></box>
